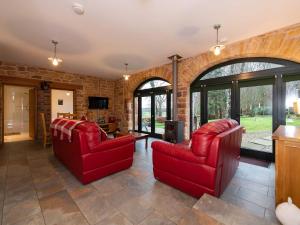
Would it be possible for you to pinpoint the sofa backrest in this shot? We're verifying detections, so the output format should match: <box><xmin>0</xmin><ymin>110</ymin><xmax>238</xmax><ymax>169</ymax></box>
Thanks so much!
<box><xmin>207</xmin><ymin>124</ymin><xmax>243</xmax><ymax>196</ymax></box>
<box><xmin>74</xmin><ymin>122</ymin><xmax>107</xmax><ymax>151</ymax></box>
<box><xmin>191</xmin><ymin>119</ymin><xmax>237</xmax><ymax>157</ymax></box>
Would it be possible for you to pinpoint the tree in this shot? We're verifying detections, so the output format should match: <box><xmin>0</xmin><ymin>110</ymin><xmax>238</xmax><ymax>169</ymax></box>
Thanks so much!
<box><xmin>149</xmin><ymin>80</ymin><xmax>167</xmax><ymax>117</ymax></box>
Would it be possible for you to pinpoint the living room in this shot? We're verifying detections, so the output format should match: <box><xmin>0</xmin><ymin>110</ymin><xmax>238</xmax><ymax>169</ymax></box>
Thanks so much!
<box><xmin>0</xmin><ymin>1</ymin><xmax>300</xmax><ymax>225</ymax></box>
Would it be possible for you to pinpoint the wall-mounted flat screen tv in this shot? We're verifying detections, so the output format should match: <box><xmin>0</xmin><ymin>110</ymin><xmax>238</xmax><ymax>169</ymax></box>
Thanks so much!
<box><xmin>88</xmin><ymin>97</ymin><xmax>109</xmax><ymax>109</ymax></box>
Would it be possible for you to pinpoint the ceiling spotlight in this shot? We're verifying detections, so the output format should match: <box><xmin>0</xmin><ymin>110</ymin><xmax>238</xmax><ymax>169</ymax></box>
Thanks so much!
<box><xmin>72</xmin><ymin>3</ymin><xmax>85</xmax><ymax>15</ymax></box>
<box><xmin>123</xmin><ymin>63</ymin><xmax>130</xmax><ymax>81</ymax></box>
<box><xmin>209</xmin><ymin>24</ymin><xmax>225</xmax><ymax>56</ymax></box>
<box><xmin>48</xmin><ymin>40</ymin><xmax>62</xmax><ymax>66</ymax></box>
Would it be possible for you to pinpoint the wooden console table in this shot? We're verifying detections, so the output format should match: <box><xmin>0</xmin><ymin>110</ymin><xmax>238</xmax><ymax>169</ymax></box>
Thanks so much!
<box><xmin>272</xmin><ymin>125</ymin><xmax>300</xmax><ymax>207</ymax></box>
<box><xmin>116</xmin><ymin>131</ymin><xmax>149</xmax><ymax>150</ymax></box>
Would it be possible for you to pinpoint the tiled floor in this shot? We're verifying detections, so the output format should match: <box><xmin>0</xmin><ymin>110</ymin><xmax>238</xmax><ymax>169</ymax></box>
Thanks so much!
<box><xmin>0</xmin><ymin>138</ymin><xmax>279</xmax><ymax>225</ymax></box>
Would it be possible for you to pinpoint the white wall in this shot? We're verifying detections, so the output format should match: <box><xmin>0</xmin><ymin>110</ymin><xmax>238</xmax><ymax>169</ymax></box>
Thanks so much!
<box><xmin>4</xmin><ymin>85</ymin><xmax>30</xmax><ymax>135</ymax></box>
<box><xmin>51</xmin><ymin>89</ymin><xmax>74</xmax><ymax>121</ymax></box>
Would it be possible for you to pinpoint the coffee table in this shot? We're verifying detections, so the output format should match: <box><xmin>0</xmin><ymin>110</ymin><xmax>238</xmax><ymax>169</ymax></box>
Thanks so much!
<box><xmin>115</xmin><ymin>131</ymin><xmax>149</xmax><ymax>150</ymax></box>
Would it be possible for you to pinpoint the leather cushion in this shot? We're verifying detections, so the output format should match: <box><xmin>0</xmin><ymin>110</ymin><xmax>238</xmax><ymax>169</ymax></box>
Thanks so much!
<box><xmin>191</xmin><ymin>119</ymin><xmax>231</xmax><ymax>157</ymax></box>
<box><xmin>76</xmin><ymin>122</ymin><xmax>101</xmax><ymax>150</ymax></box>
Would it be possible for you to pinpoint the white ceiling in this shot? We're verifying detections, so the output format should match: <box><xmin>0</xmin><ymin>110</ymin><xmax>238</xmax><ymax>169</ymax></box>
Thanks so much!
<box><xmin>0</xmin><ymin>0</ymin><xmax>300</xmax><ymax>80</ymax></box>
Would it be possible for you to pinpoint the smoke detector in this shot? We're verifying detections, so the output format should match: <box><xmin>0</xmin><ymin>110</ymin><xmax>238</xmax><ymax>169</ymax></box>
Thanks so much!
<box><xmin>72</xmin><ymin>3</ymin><xmax>84</xmax><ymax>15</ymax></box>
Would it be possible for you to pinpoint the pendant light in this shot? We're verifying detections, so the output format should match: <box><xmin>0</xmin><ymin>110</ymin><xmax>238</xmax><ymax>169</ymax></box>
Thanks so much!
<box><xmin>48</xmin><ymin>40</ymin><xmax>63</xmax><ymax>66</ymax></box>
<box><xmin>210</xmin><ymin>24</ymin><xmax>225</xmax><ymax>56</ymax></box>
<box><xmin>123</xmin><ymin>63</ymin><xmax>130</xmax><ymax>81</ymax></box>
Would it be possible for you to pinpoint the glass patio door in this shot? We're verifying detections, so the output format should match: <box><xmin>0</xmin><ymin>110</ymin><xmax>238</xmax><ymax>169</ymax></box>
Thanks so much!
<box><xmin>239</xmin><ymin>83</ymin><xmax>273</xmax><ymax>154</ymax></box>
<box><xmin>154</xmin><ymin>94</ymin><xmax>167</xmax><ymax>134</ymax></box>
<box><xmin>192</xmin><ymin>79</ymin><xmax>275</xmax><ymax>160</ymax></box>
<box><xmin>284</xmin><ymin>75</ymin><xmax>300</xmax><ymax>126</ymax></box>
<box><xmin>141</xmin><ymin>96</ymin><xmax>152</xmax><ymax>133</ymax></box>
<box><xmin>137</xmin><ymin>92</ymin><xmax>171</xmax><ymax>138</ymax></box>
<box><xmin>207</xmin><ymin>88</ymin><xmax>231</xmax><ymax>122</ymax></box>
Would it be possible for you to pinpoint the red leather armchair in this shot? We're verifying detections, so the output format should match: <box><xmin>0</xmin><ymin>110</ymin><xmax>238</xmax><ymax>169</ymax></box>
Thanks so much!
<box><xmin>51</xmin><ymin>121</ymin><xmax>135</xmax><ymax>184</ymax></box>
<box><xmin>152</xmin><ymin>119</ymin><xmax>243</xmax><ymax>198</ymax></box>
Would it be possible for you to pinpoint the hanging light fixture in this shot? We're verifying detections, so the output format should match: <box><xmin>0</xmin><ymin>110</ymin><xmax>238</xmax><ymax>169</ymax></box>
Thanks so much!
<box><xmin>48</xmin><ymin>40</ymin><xmax>62</xmax><ymax>66</ymax></box>
<box><xmin>210</xmin><ymin>24</ymin><xmax>225</xmax><ymax>56</ymax></box>
<box><xmin>123</xmin><ymin>63</ymin><xmax>130</xmax><ymax>81</ymax></box>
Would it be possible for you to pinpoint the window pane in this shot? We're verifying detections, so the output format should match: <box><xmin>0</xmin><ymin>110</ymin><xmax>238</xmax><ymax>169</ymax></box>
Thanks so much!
<box><xmin>192</xmin><ymin>92</ymin><xmax>201</xmax><ymax>131</ymax></box>
<box><xmin>240</xmin><ymin>85</ymin><xmax>273</xmax><ymax>153</ymax></box>
<box><xmin>139</xmin><ymin>79</ymin><xmax>170</xmax><ymax>90</ymax></box>
<box><xmin>155</xmin><ymin>94</ymin><xmax>167</xmax><ymax>134</ymax></box>
<box><xmin>134</xmin><ymin>97</ymin><xmax>138</xmax><ymax>130</ymax></box>
<box><xmin>141</xmin><ymin>96</ymin><xmax>151</xmax><ymax>132</ymax></box>
<box><xmin>286</xmin><ymin>80</ymin><xmax>300</xmax><ymax>126</ymax></box>
<box><xmin>201</xmin><ymin>62</ymin><xmax>283</xmax><ymax>80</ymax></box>
<box><xmin>208</xmin><ymin>89</ymin><xmax>231</xmax><ymax>121</ymax></box>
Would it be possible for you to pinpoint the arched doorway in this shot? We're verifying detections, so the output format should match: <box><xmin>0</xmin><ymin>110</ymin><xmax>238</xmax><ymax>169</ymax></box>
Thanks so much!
<box><xmin>190</xmin><ymin>57</ymin><xmax>300</xmax><ymax>160</ymax></box>
<box><xmin>134</xmin><ymin>78</ymin><xmax>172</xmax><ymax>138</ymax></box>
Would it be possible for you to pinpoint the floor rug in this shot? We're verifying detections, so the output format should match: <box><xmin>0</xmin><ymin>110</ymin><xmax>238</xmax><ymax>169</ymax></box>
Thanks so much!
<box><xmin>240</xmin><ymin>156</ymin><xmax>270</xmax><ymax>168</ymax></box>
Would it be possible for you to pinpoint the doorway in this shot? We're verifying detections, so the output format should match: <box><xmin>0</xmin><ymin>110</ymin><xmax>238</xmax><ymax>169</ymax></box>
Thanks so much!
<box><xmin>3</xmin><ymin>85</ymin><xmax>36</xmax><ymax>142</ymax></box>
<box><xmin>51</xmin><ymin>89</ymin><xmax>74</xmax><ymax>121</ymax></box>
<box><xmin>239</xmin><ymin>82</ymin><xmax>273</xmax><ymax>154</ymax></box>
<box><xmin>190</xmin><ymin>58</ymin><xmax>300</xmax><ymax>161</ymax></box>
<box><xmin>134</xmin><ymin>78</ymin><xmax>171</xmax><ymax>138</ymax></box>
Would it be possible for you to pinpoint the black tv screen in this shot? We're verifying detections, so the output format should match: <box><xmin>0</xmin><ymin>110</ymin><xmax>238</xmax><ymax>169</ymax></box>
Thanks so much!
<box><xmin>88</xmin><ymin>97</ymin><xmax>109</xmax><ymax>109</ymax></box>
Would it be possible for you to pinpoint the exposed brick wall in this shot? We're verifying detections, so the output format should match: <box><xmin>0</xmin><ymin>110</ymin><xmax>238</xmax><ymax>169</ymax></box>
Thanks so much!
<box><xmin>116</xmin><ymin>23</ymin><xmax>300</xmax><ymax>138</ymax></box>
<box><xmin>0</xmin><ymin>61</ymin><xmax>115</xmax><ymax>144</ymax></box>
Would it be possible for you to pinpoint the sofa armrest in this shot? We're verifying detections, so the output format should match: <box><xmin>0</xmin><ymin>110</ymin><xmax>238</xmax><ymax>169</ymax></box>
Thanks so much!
<box><xmin>151</xmin><ymin>141</ymin><xmax>206</xmax><ymax>164</ymax></box>
<box><xmin>90</xmin><ymin>135</ymin><xmax>135</xmax><ymax>152</ymax></box>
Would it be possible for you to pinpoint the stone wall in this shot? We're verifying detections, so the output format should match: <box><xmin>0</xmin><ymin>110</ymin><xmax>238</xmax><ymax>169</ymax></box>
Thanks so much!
<box><xmin>1</xmin><ymin>23</ymin><xmax>300</xmax><ymax>143</ymax></box>
<box><xmin>117</xmin><ymin>23</ymin><xmax>300</xmax><ymax>138</ymax></box>
<box><xmin>0</xmin><ymin>61</ymin><xmax>115</xmax><ymax>144</ymax></box>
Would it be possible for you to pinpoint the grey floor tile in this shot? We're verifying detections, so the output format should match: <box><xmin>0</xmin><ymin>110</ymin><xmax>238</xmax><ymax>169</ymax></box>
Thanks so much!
<box><xmin>3</xmin><ymin>197</ymin><xmax>41</xmax><ymax>225</ymax></box>
<box><xmin>92</xmin><ymin>176</ymin><xmax>124</xmax><ymax>197</ymax></box>
<box><xmin>237</xmin><ymin>187</ymin><xmax>275</xmax><ymax>210</ymax></box>
<box><xmin>39</xmin><ymin>190</ymin><xmax>88</xmax><ymax>225</ymax></box>
<box><xmin>9</xmin><ymin>212</ymin><xmax>45</xmax><ymax>225</ymax></box>
<box><xmin>0</xmin><ymin>140</ymin><xmax>278</xmax><ymax>225</ymax></box>
<box><xmin>138</xmin><ymin>211</ymin><xmax>176</xmax><ymax>225</ymax></box>
<box><xmin>95</xmin><ymin>212</ymin><xmax>133</xmax><ymax>225</ymax></box>
<box><xmin>71</xmin><ymin>186</ymin><xmax>119</xmax><ymax>225</ymax></box>
<box><xmin>117</xmin><ymin>198</ymin><xmax>154</xmax><ymax>224</ymax></box>
<box><xmin>221</xmin><ymin>192</ymin><xmax>266</xmax><ymax>218</ymax></box>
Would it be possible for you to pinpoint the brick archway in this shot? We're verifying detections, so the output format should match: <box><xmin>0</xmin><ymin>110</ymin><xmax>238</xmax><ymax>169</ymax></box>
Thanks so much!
<box><xmin>120</xmin><ymin>23</ymin><xmax>300</xmax><ymax>137</ymax></box>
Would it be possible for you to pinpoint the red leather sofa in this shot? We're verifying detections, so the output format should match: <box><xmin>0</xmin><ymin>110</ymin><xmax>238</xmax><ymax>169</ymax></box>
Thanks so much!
<box><xmin>152</xmin><ymin>119</ymin><xmax>243</xmax><ymax>198</ymax></box>
<box><xmin>51</xmin><ymin>121</ymin><xmax>135</xmax><ymax>184</ymax></box>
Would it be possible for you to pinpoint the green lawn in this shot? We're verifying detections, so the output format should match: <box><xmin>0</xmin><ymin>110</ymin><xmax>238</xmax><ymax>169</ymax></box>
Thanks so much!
<box><xmin>155</xmin><ymin>122</ymin><xmax>165</xmax><ymax>128</ymax></box>
<box><xmin>240</xmin><ymin>115</ymin><xmax>300</xmax><ymax>132</ymax></box>
<box><xmin>240</xmin><ymin>116</ymin><xmax>272</xmax><ymax>132</ymax></box>
<box><xmin>286</xmin><ymin>117</ymin><xmax>300</xmax><ymax>126</ymax></box>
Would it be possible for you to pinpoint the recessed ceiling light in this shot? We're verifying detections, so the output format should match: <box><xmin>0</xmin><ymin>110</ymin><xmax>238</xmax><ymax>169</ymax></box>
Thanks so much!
<box><xmin>72</xmin><ymin>3</ymin><xmax>85</xmax><ymax>15</ymax></box>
